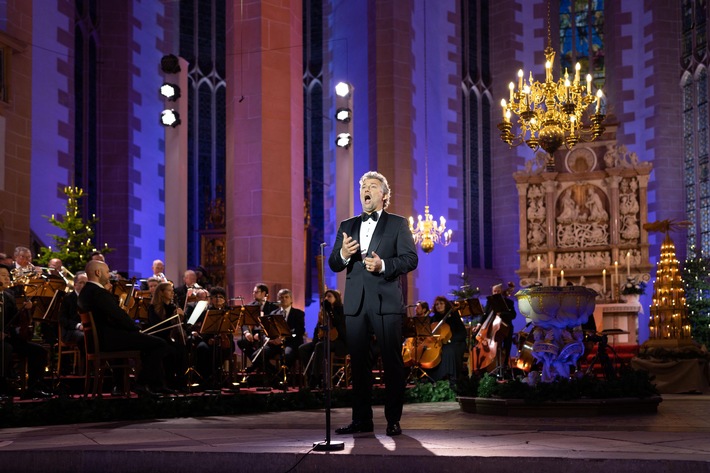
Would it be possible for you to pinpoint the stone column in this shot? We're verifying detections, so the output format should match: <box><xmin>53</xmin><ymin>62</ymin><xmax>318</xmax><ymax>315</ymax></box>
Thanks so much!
<box><xmin>225</xmin><ymin>1</ymin><xmax>305</xmax><ymax>303</ymax></box>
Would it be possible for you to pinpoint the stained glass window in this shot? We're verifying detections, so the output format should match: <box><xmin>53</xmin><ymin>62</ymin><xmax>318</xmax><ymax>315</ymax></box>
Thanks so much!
<box><xmin>681</xmin><ymin>1</ymin><xmax>710</xmax><ymax>257</ymax></box>
<box><xmin>559</xmin><ymin>0</ymin><xmax>605</xmax><ymax>89</ymax></box>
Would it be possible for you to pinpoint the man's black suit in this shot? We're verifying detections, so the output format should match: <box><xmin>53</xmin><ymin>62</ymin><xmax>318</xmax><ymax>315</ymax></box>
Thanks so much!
<box><xmin>262</xmin><ymin>306</ymin><xmax>305</xmax><ymax>370</ymax></box>
<box><xmin>78</xmin><ymin>282</ymin><xmax>168</xmax><ymax>389</ymax></box>
<box><xmin>328</xmin><ymin>210</ymin><xmax>418</xmax><ymax>426</ymax></box>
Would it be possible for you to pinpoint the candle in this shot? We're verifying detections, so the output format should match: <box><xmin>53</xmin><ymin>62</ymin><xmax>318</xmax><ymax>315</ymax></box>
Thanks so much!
<box><xmin>537</xmin><ymin>255</ymin><xmax>541</xmax><ymax>281</ymax></box>
<box><xmin>509</xmin><ymin>82</ymin><xmax>514</xmax><ymax>102</ymax></box>
<box><xmin>501</xmin><ymin>99</ymin><xmax>507</xmax><ymax>121</ymax></box>
<box><xmin>596</xmin><ymin>89</ymin><xmax>603</xmax><ymax>113</ymax></box>
<box><xmin>560</xmin><ymin>269</ymin><xmax>565</xmax><ymax>286</ymax></box>
<box><xmin>586</xmin><ymin>74</ymin><xmax>592</xmax><ymax>95</ymax></box>
<box><xmin>614</xmin><ymin>261</ymin><xmax>619</xmax><ymax>294</ymax></box>
<box><xmin>549</xmin><ymin>263</ymin><xmax>554</xmax><ymax>286</ymax></box>
<box><xmin>602</xmin><ymin>269</ymin><xmax>607</xmax><ymax>294</ymax></box>
<box><xmin>626</xmin><ymin>251</ymin><xmax>631</xmax><ymax>276</ymax></box>
<box><xmin>518</xmin><ymin>69</ymin><xmax>524</xmax><ymax>91</ymax></box>
<box><xmin>574</xmin><ymin>62</ymin><xmax>581</xmax><ymax>85</ymax></box>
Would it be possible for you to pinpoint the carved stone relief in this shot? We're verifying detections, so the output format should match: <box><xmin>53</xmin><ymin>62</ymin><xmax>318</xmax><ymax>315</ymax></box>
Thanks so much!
<box><xmin>619</xmin><ymin>177</ymin><xmax>641</xmax><ymax>244</ymax></box>
<box><xmin>527</xmin><ymin>184</ymin><xmax>546</xmax><ymax>249</ymax></box>
<box><xmin>555</xmin><ymin>184</ymin><xmax>609</xmax><ymax>248</ymax></box>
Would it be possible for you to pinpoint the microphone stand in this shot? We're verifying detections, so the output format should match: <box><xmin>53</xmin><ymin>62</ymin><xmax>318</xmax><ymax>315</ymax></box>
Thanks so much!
<box><xmin>313</xmin><ymin>242</ymin><xmax>344</xmax><ymax>451</ymax></box>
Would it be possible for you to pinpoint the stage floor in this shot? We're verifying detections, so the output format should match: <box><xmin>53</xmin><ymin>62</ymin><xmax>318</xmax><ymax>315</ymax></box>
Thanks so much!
<box><xmin>0</xmin><ymin>394</ymin><xmax>709</xmax><ymax>473</ymax></box>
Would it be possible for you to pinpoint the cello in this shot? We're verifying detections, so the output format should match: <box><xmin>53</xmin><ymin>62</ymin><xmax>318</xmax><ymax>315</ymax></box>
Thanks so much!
<box><xmin>404</xmin><ymin>301</ymin><xmax>458</xmax><ymax>370</ymax></box>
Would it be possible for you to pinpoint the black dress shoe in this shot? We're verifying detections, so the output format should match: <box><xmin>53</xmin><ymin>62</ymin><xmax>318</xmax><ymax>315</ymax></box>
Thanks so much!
<box><xmin>386</xmin><ymin>422</ymin><xmax>402</xmax><ymax>436</ymax></box>
<box><xmin>335</xmin><ymin>421</ymin><xmax>374</xmax><ymax>435</ymax></box>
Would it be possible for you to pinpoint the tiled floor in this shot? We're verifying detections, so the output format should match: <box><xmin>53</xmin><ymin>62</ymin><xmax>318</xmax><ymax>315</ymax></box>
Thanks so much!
<box><xmin>0</xmin><ymin>394</ymin><xmax>709</xmax><ymax>473</ymax></box>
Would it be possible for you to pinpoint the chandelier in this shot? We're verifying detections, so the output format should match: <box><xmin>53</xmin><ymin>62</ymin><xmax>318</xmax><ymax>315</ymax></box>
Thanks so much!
<box><xmin>497</xmin><ymin>2</ymin><xmax>605</xmax><ymax>171</ymax></box>
<box><xmin>409</xmin><ymin>1</ymin><xmax>452</xmax><ymax>254</ymax></box>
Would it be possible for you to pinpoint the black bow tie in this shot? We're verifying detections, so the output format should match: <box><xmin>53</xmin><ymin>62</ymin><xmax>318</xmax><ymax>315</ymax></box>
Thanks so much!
<box><xmin>361</xmin><ymin>212</ymin><xmax>378</xmax><ymax>222</ymax></box>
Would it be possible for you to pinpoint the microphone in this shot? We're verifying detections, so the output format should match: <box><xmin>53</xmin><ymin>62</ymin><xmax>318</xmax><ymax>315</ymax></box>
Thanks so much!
<box><xmin>320</xmin><ymin>242</ymin><xmax>328</xmax><ymax>248</ymax></box>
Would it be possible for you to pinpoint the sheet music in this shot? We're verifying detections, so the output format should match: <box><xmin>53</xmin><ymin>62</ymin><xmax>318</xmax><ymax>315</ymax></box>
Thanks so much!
<box><xmin>187</xmin><ymin>300</ymin><xmax>208</xmax><ymax>326</ymax></box>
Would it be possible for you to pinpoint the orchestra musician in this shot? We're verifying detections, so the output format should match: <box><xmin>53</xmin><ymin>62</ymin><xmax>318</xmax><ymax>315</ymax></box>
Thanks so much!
<box><xmin>237</xmin><ymin>283</ymin><xmax>278</xmax><ymax>366</ymax></box>
<box><xmin>415</xmin><ymin>300</ymin><xmax>430</xmax><ymax>317</ymax></box>
<box><xmin>185</xmin><ymin>286</ymin><xmax>233</xmax><ymax>388</ymax></box>
<box><xmin>58</xmin><ymin>271</ymin><xmax>88</xmax><ymax>362</ymax></box>
<box><xmin>261</xmin><ymin>288</ymin><xmax>305</xmax><ymax>375</ymax></box>
<box><xmin>12</xmin><ymin>246</ymin><xmax>42</xmax><ymax>278</ymax></box>
<box><xmin>78</xmin><ymin>260</ymin><xmax>171</xmax><ymax>396</ymax></box>
<box><xmin>481</xmin><ymin>282</ymin><xmax>517</xmax><ymax>375</ymax></box>
<box><xmin>89</xmin><ymin>251</ymin><xmax>105</xmax><ymax>263</ymax></box>
<box><xmin>299</xmin><ymin>289</ymin><xmax>347</xmax><ymax>389</ymax></box>
<box><xmin>174</xmin><ymin>270</ymin><xmax>207</xmax><ymax>310</ymax></box>
<box><xmin>424</xmin><ymin>296</ymin><xmax>467</xmax><ymax>386</ymax></box>
<box><xmin>329</xmin><ymin>171</ymin><xmax>418</xmax><ymax>437</ymax></box>
<box><xmin>0</xmin><ymin>264</ymin><xmax>51</xmax><ymax>399</ymax></box>
<box><xmin>140</xmin><ymin>259</ymin><xmax>168</xmax><ymax>290</ymax></box>
<box><xmin>146</xmin><ymin>282</ymin><xmax>189</xmax><ymax>392</ymax></box>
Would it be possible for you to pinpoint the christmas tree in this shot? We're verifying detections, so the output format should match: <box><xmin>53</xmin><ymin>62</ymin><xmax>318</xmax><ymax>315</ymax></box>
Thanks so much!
<box><xmin>681</xmin><ymin>253</ymin><xmax>710</xmax><ymax>347</ymax></box>
<box><xmin>36</xmin><ymin>186</ymin><xmax>113</xmax><ymax>274</ymax></box>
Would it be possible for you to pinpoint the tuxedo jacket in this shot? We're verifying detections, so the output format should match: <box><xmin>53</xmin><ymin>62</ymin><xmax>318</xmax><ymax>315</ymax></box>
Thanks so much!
<box><xmin>78</xmin><ymin>282</ymin><xmax>140</xmax><ymax>346</ymax></box>
<box><xmin>269</xmin><ymin>306</ymin><xmax>305</xmax><ymax>349</ymax></box>
<box><xmin>328</xmin><ymin>210</ymin><xmax>418</xmax><ymax>316</ymax></box>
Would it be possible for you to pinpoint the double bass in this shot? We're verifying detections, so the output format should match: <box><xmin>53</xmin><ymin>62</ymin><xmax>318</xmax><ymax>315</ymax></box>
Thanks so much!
<box><xmin>468</xmin><ymin>292</ymin><xmax>513</xmax><ymax>374</ymax></box>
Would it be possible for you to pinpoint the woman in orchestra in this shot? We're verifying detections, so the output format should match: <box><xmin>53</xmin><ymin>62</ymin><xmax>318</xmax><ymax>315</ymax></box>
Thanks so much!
<box><xmin>425</xmin><ymin>296</ymin><xmax>467</xmax><ymax>387</ymax></box>
<box><xmin>146</xmin><ymin>282</ymin><xmax>188</xmax><ymax>392</ymax></box>
<box><xmin>299</xmin><ymin>289</ymin><xmax>347</xmax><ymax>389</ymax></box>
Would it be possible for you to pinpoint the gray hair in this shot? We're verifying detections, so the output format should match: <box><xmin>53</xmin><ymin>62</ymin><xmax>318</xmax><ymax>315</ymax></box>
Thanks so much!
<box><xmin>359</xmin><ymin>171</ymin><xmax>391</xmax><ymax>209</ymax></box>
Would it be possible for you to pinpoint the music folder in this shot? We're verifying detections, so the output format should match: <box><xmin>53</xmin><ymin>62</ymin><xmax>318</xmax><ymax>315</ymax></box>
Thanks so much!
<box><xmin>187</xmin><ymin>300</ymin><xmax>208</xmax><ymax>326</ymax></box>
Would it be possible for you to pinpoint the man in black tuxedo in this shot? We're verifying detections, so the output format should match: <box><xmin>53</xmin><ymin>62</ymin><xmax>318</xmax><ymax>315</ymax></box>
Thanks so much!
<box><xmin>237</xmin><ymin>283</ymin><xmax>278</xmax><ymax>365</ymax></box>
<box><xmin>78</xmin><ymin>260</ymin><xmax>169</xmax><ymax>395</ymax></box>
<box><xmin>329</xmin><ymin>171</ymin><xmax>418</xmax><ymax>437</ymax></box>
<box><xmin>262</xmin><ymin>288</ymin><xmax>305</xmax><ymax>373</ymax></box>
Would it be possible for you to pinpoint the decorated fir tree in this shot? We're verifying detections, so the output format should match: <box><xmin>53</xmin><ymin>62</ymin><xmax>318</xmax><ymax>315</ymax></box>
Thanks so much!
<box><xmin>646</xmin><ymin>230</ymin><xmax>692</xmax><ymax>346</ymax></box>
<box><xmin>449</xmin><ymin>272</ymin><xmax>480</xmax><ymax>300</ymax></box>
<box><xmin>681</xmin><ymin>254</ymin><xmax>710</xmax><ymax>348</ymax></box>
<box><xmin>35</xmin><ymin>186</ymin><xmax>112</xmax><ymax>274</ymax></box>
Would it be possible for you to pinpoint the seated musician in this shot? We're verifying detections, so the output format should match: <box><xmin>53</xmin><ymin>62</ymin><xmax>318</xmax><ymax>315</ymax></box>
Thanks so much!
<box><xmin>140</xmin><ymin>259</ymin><xmax>167</xmax><ymax>290</ymax></box>
<box><xmin>174</xmin><ymin>270</ymin><xmax>208</xmax><ymax>311</ymax></box>
<box><xmin>12</xmin><ymin>246</ymin><xmax>42</xmax><ymax>278</ymax></box>
<box><xmin>299</xmin><ymin>289</ymin><xmax>347</xmax><ymax>389</ymax></box>
<box><xmin>78</xmin><ymin>260</ymin><xmax>171</xmax><ymax>396</ymax></box>
<box><xmin>237</xmin><ymin>283</ymin><xmax>278</xmax><ymax>365</ymax></box>
<box><xmin>424</xmin><ymin>296</ymin><xmax>467</xmax><ymax>387</ymax></box>
<box><xmin>261</xmin><ymin>288</ymin><xmax>305</xmax><ymax>375</ymax></box>
<box><xmin>482</xmin><ymin>282</ymin><xmax>517</xmax><ymax>374</ymax></box>
<box><xmin>58</xmin><ymin>271</ymin><xmax>88</xmax><ymax>360</ymax></box>
<box><xmin>185</xmin><ymin>286</ymin><xmax>233</xmax><ymax>388</ymax></box>
<box><xmin>146</xmin><ymin>282</ymin><xmax>189</xmax><ymax>392</ymax></box>
<box><xmin>415</xmin><ymin>300</ymin><xmax>430</xmax><ymax>317</ymax></box>
<box><xmin>0</xmin><ymin>264</ymin><xmax>51</xmax><ymax>399</ymax></box>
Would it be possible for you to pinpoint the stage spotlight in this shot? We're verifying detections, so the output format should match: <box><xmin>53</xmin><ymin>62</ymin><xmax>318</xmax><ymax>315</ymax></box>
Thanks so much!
<box><xmin>160</xmin><ymin>109</ymin><xmax>181</xmax><ymax>127</ymax></box>
<box><xmin>160</xmin><ymin>82</ymin><xmax>180</xmax><ymax>101</ymax></box>
<box><xmin>335</xmin><ymin>81</ymin><xmax>351</xmax><ymax>98</ymax></box>
<box><xmin>160</xmin><ymin>54</ymin><xmax>181</xmax><ymax>74</ymax></box>
<box><xmin>336</xmin><ymin>132</ymin><xmax>352</xmax><ymax>149</ymax></box>
<box><xmin>335</xmin><ymin>107</ymin><xmax>352</xmax><ymax>123</ymax></box>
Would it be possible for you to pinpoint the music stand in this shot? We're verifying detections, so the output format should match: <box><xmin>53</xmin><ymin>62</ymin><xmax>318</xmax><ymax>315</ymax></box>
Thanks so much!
<box><xmin>42</xmin><ymin>290</ymin><xmax>65</xmax><ymax>323</ymax></box>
